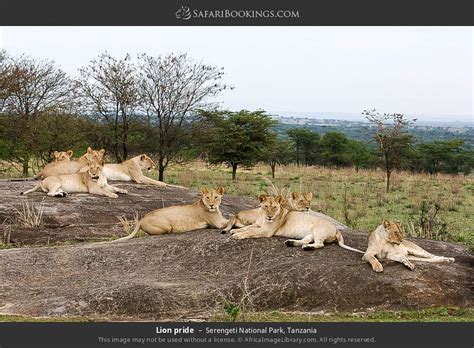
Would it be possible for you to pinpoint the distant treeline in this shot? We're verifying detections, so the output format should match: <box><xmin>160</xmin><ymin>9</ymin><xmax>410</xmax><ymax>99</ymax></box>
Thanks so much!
<box><xmin>0</xmin><ymin>50</ymin><xmax>472</xmax><ymax>185</ymax></box>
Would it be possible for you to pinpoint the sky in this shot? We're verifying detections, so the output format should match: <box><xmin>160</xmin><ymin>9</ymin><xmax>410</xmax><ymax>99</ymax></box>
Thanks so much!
<box><xmin>0</xmin><ymin>27</ymin><xmax>472</xmax><ymax>122</ymax></box>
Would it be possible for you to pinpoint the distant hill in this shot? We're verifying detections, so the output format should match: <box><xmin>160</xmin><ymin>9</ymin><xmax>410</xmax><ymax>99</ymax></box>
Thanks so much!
<box><xmin>272</xmin><ymin>116</ymin><xmax>474</xmax><ymax>147</ymax></box>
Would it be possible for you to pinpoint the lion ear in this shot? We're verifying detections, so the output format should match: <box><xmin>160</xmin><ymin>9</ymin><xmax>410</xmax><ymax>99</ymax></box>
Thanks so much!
<box><xmin>99</xmin><ymin>160</ymin><xmax>105</xmax><ymax>166</ymax></box>
<box><xmin>291</xmin><ymin>192</ymin><xmax>299</xmax><ymax>199</ymax></box>
<box><xmin>200</xmin><ymin>187</ymin><xmax>209</xmax><ymax>195</ymax></box>
<box><xmin>258</xmin><ymin>194</ymin><xmax>266</xmax><ymax>203</ymax></box>
<box><xmin>305</xmin><ymin>192</ymin><xmax>313</xmax><ymax>200</ymax></box>
<box><xmin>67</xmin><ymin>150</ymin><xmax>73</xmax><ymax>157</ymax></box>
<box><xmin>216</xmin><ymin>187</ymin><xmax>225</xmax><ymax>195</ymax></box>
<box><xmin>99</xmin><ymin>149</ymin><xmax>105</xmax><ymax>156</ymax></box>
<box><xmin>53</xmin><ymin>151</ymin><xmax>59</xmax><ymax>157</ymax></box>
<box><xmin>383</xmin><ymin>220</ymin><xmax>391</xmax><ymax>228</ymax></box>
<box><xmin>87</xmin><ymin>147</ymin><xmax>93</xmax><ymax>153</ymax></box>
<box><xmin>140</xmin><ymin>154</ymin><xmax>146</xmax><ymax>161</ymax></box>
<box><xmin>275</xmin><ymin>195</ymin><xmax>284</xmax><ymax>204</ymax></box>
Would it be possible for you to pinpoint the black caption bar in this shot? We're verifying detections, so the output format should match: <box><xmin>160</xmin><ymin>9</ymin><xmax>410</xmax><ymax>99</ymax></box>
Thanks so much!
<box><xmin>0</xmin><ymin>322</ymin><xmax>472</xmax><ymax>348</ymax></box>
<box><xmin>0</xmin><ymin>0</ymin><xmax>473</xmax><ymax>25</ymax></box>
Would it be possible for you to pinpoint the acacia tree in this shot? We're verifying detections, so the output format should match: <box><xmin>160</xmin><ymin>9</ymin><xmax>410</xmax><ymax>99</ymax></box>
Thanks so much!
<box><xmin>287</xmin><ymin>128</ymin><xmax>320</xmax><ymax>166</ymax></box>
<box><xmin>202</xmin><ymin>110</ymin><xmax>275</xmax><ymax>180</ymax></box>
<box><xmin>77</xmin><ymin>53</ymin><xmax>139</xmax><ymax>162</ymax></box>
<box><xmin>0</xmin><ymin>52</ymin><xmax>72</xmax><ymax>176</ymax></box>
<box><xmin>138</xmin><ymin>53</ymin><xmax>229</xmax><ymax>181</ymax></box>
<box><xmin>363</xmin><ymin>109</ymin><xmax>415</xmax><ymax>192</ymax></box>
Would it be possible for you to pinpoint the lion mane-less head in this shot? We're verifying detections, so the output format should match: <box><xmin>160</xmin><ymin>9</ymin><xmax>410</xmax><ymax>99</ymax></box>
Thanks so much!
<box><xmin>138</xmin><ymin>154</ymin><xmax>155</xmax><ymax>171</ymax></box>
<box><xmin>258</xmin><ymin>194</ymin><xmax>284</xmax><ymax>222</ymax></box>
<box><xmin>290</xmin><ymin>192</ymin><xmax>313</xmax><ymax>211</ymax></box>
<box><xmin>200</xmin><ymin>187</ymin><xmax>225</xmax><ymax>212</ymax></box>
<box><xmin>383</xmin><ymin>220</ymin><xmax>404</xmax><ymax>245</ymax></box>
<box><xmin>82</xmin><ymin>147</ymin><xmax>105</xmax><ymax>163</ymax></box>
<box><xmin>53</xmin><ymin>150</ymin><xmax>73</xmax><ymax>162</ymax></box>
<box><xmin>79</xmin><ymin>160</ymin><xmax>105</xmax><ymax>182</ymax></box>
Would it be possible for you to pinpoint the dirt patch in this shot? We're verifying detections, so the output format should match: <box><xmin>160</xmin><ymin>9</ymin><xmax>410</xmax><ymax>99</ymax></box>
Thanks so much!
<box><xmin>0</xmin><ymin>181</ymin><xmax>472</xmax><ymax>320</ymax></box>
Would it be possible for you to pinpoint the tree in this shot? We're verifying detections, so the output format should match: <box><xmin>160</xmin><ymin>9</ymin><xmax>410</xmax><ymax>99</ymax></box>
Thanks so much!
<box><xmin>363</xmin><ymin>109</ymin><xmax>415</xmax><ymax>192</ymax></box>
<box><xmin>261</xmin><ymin>137</ymin><xmax>293</xmax><ymax>178</ymax></box>
<box><xmin>416</xmin><ymin>139</ymin><xmax>473</xmax><ymax>175</ymax></box>
<box><xmin>77</xmin><ymin>53</ymin><xmax>139</xmax><ymax>163</ymax></box>
<box><xmin>320</xmin><ymin>131</ymin><xmax>351</xmax><ymax>168</ymax></box>
<box><xmin>347</xmin><ymin>139</ymin><xmax>373</xmax><ymax>172</ymax></box>
<box><xmin>287</xmin><ymin>128</ymin><xmax>321</xmax><ymax>166</ymax></box>
<box><xmin>0</xmin><ymin>53</ymin><xmax>72</xmax><ymax>176</ymax></box>
<box><xmin>202</xmin><ymin>110</ymin><xmax>275</xmax><ymax>180</ymax></box>
<box><xmin>137</xmin><ymin>53</ymin><xmax>229</xmax><ymax>181</ymax></box>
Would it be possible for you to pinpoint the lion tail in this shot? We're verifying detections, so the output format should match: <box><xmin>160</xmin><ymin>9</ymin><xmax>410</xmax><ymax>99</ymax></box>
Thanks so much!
<box><xmin>33</xmin><ymin>171</ymin><xmax>44</xmax><ymax>180</ymax></box>
<box><xmin>20</xmin><ymin>183</ymin><xmax>42</xmax><ymax>196</ymax></box>
<box><xmin>110</xmin><ymin>221</ymin><xmax>142</xmax><ymax>243</ymax></box>
<box><xmin>336</xmin><ymin>231</ymin><xmax>364</xmax><ymax>254</ymax></box>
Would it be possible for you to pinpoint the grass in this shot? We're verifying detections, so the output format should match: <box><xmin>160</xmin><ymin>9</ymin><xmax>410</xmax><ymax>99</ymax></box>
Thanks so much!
<box><xmin>157</xmin><ymin>161</ymin><xmax>474</xmax><ymax>251</ymax></box>
<box><xmin>1</xmin><ymin>307</ymin><xmax>472</xmax><ymax>322</ymax></box>
<box><xmin>213</xmin><ymin>307</ymin><xmax>474</xmax><ymax>322</ymax></box>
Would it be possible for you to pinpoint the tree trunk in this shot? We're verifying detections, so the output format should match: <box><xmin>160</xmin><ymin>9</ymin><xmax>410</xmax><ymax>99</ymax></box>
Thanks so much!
<box><xmin>22</xmin><ymin>156</ymin><xmax>29</xmax><ymax>177</ymax></box>
<box><xmin>158</xmin><ymin>156</ymin><xmax>165</xmax><ymax>182</ymax></box>
<box><xmin>232</xmin><ymin>163</ymin><xmax>238</xmax><ymax>180</ymax></box>
<box><xmin>271</xmin><ymin>163</ymin><xmax>276</xmax><ymax>179</ymax></box>
<box><xmin>386</xmin><ymin>169</ymin><xmax>391</xmax><ymax>193</ymax></box>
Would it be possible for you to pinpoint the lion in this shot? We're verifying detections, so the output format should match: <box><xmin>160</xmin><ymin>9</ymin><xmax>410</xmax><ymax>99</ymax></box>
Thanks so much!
<box><xmin>362</xmin><ymin>220</ymin><xmax>455</xmax><ymax>272</ymax></box>
<box><xmin>21</xmin><ymin>160</ymin><xmax>126</xmax><ymax>199</ymax></box>
<box><xmin>221</xmin><ymin>191</ymin><xmax>314</xmax><ymax>234</ymax></box>
<box><xmin>232</xmin><ymin>195</ymin><xmax>363</xmax><ymax>254</ymax></box>
<box><xmin>107</xmin><ymin>187</ymin><xmax>229</xmax><ymax>243</ymax></box>
<box><xmin>52</xmin><ymin>150</ymin><xmax>73</xmax><ymax>162</ymax></box>
<box><xmin>102</xmin><ymin>154</ymin><xmax>166</xmax><ymax>187</ymax></box>
<box><xmin>34</xmin><ymin>147</ymin><xmax>105</xmax><ymax>179</ymax></box>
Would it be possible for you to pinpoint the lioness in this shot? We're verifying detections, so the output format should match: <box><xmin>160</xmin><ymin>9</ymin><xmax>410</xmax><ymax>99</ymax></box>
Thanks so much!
<box><xmin>363</xmin><ymin>220</ymin><xmax>455</xmax><ymax>272</ymax></box>
<box><xmin>102</xmin><ymin>154</ymin><xmax>166</xmax><ymax>187</ymax></box>
<box><xmin>221</xmin><ymin>191</ymin><xmax>314</xmax><ymax>234</ymax></box>
<box><xmin>21</xmin><ymin>160</ymin><xmax>126</xmax><ymax>198</ymax></box>
<box><xmin>232</xmin><ymin>195</ymin><xmax>363</xmax><ymax>253</ymax></box>
<box><xmin>108</xmin><ymin>187</ymin><xmax>229</xmax><ymax>243</ymax></box>
<box><xmin>34</xmin><ymin>147</ymin><xmax>105</xmax><ymax>179</ymax></box>
<box><xmin>53</xmin><ymin>150</ymin><xmax>73</xmax><ymax>162</ymax></box>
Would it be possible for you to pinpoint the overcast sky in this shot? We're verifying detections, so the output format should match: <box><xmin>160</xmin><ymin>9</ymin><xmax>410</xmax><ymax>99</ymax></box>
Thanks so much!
<box><xmin>0</xmin><ymin>27</ymin><xmax>472</xmax><ymax>121</ymax></box>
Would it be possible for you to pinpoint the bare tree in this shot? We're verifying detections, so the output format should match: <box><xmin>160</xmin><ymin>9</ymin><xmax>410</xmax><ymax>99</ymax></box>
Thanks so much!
<box><xmin>77</xmin><ymin>53</ymin><xmax>140</xmax><ymax>162</ymax></box>
<box><xmin>0</xmin><ymin>53</ymin><xmax>72</xmax><ymax>176</ymax></box>
<box><xmin>363</xmin><ymin>109</ymin><xmax>415</xmax><ymax>192</ymax></box>
<box><xmin>138</xmin><ymin>53</ymin><xmax>229</xmax><ymax>181</ymax></box>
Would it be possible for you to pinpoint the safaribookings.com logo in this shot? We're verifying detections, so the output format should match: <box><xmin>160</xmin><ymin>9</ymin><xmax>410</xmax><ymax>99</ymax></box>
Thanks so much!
<box><xmin>175</xmin><ymin>6</ymin><xmax>300</xmax><ymax>21</ymax></box>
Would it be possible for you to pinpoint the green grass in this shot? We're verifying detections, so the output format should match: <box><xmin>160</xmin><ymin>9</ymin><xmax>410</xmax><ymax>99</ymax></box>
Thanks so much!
<box><xmin>2</xmin><ymin>307</ymin><xmax>472</xmax><ymax>322</ymax></box>
<box><xmin>213</xmin><ymin>307</ymin><xmax>474</xmax><ymax>322</ymax></box>
<box><xmin>159</xmin><ymin>162</ymin><xmax>474</xmax><ymax>251</ymax></box>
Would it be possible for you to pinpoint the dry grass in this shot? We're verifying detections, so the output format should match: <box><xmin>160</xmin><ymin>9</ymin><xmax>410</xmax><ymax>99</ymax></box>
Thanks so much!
<box><xmin>12</xmin><ymin>198</ymin><xmax>46</xmax><ymax>228</ymax></box>
<box><xmin>159</xmin><ymin>161</ymin><xmax>474</xmax><ymax>251</ymax></box>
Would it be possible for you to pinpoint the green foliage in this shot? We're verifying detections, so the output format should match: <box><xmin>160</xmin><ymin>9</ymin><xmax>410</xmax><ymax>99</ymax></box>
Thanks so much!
<box><xmin>223</xmin><ymin>301</ymin><xmax>241</xmax><ymax>322</ymax></box>
<box><xmin>287</xmin><ymin>128</ymin><xmax>320</xmax><ymax>165</ymax></box>
<box><xmin>202</xmin><ymin>109</ymin><xmax>276</xmax><ymax>179</ymax></box>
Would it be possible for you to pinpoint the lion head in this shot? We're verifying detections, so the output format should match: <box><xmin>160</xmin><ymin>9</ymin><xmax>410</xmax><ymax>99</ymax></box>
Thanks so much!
<box><xmin>383</xmin><ymin>220</ymin><xmax>404</xmax><ymax>245</ymax></box>
<box><xmin>80</xmin><ymin>160</ymin><xmax>105</xmax><ymax>182</ymax></box>
<box><xmin>137</xmin><ymin>154</ymin><xmax>155</xmax><ymax>172</ymax></box>
<box><xmin>53</xmin><ymin>150</ymin><xmax>73</xmax><ymax>162</ymax></box>
<box><xmin>200</xmin><ymin>187</ymin><xmax>225</xmax><ymax>212</ymax></box>
<box><xmin>258</xmin><ymin>194</ymin><xmax>284</xmax><ymax>223</ymax></box>
<box><xmin>82</xmin><ymin>147</ymin><xmax>105</xmax><ymax>164</ymax></box>
<box><xmin>289</xmin><ymin>191</ymin><xmax>313</xmax><ymax>211</ymax></box>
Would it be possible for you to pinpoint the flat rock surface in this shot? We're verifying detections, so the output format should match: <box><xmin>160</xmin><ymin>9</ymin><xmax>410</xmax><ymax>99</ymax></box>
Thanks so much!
<box><xmin>0</xmin><ymin>180</ymin><xmax>472</xmax><ymax>320</ymax></box>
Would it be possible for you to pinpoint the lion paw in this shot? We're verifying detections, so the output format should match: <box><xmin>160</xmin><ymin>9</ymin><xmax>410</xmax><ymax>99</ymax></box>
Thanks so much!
<box><xmin>284</xmin><ymin>240</ymin><xmax>295</xmax><ymax>247</ymax></box>
<box><xmin>372</xmin><ymin>263</ymin><xmax>384</xmax><ymax>272</ymax></box>
<box><xmin>405</xmin><ymin>262</ymin><xmax>415</xmax><ymax>270</ymax></box>
<box><xmin>232</xmin><ymin>233</ymin><xmax>245</xmax><ymax>240</ymax></box>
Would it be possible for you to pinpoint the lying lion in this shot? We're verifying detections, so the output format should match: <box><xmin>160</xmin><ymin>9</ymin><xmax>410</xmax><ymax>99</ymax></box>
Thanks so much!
<box><xmin>102</xmin><ymin>154</ymin><xmax>166</xmax><ymax>187</ymax></box>
<box><xmin>363</xmin><ymin>220</ymin><xmax>455</xmax><ymax>272</ymax></box>
<box><xmin>34</xmin><ymin>147</ymin><xmax>105</xmax><ymax>179</ymax></box>
<box><xmin>21</xmin><ymin>160</ymin><xmax>126</xmax><ymax>198</ymax></box>
<box><xmin>221</xmin><ymin>191</ymin><xmax>314</xmax><ymax>234</ymax></box>
<box><xmin>108</xmin><ymin>187</ymin><xmax>229</xmax><ymax>243</ymax></box>
<box><xmin>232</xmin><ymin>195</ymin><xmax>363</xmax><ymax>253</ymax></box>
<box><xmin>52</xmin><ymin>150</ymin><xmax>73</xmax><ymax>162</ymax></box>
